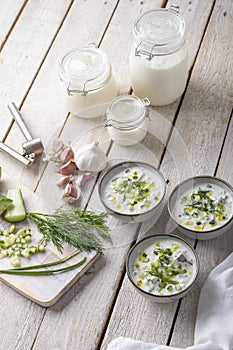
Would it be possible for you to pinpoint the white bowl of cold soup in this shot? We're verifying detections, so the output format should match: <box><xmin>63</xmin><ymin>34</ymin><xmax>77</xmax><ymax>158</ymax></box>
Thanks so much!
<box><xmin>98</xmin><ymin>161</ymin><xmax>166</xmax><ymax>222</ymax></box>
<box><xmin>168</xmin><ymin>176</ymin><xmax>233</xmax><ymax>240</ymax></box>
<box><xmin>126</xmin><ymin>234</ymin><xmax>199</xmax><ymax>303</ymax></box>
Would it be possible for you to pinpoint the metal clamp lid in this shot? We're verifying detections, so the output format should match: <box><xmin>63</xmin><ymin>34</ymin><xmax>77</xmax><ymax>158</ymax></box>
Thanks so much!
<box><xmin>59</xmin><ymin>43</ymin><xmax>112</xmax><ymax>96</ymax></box>
<box><xmin>106</xmin><ymin>95</ymin><xmax>150</xmax><ymax>130</ymax></box>
<box><xmin>66</xmin><ymin>69</ymin><xmax>112</xmax><ymax>96</ymax></box>
<box><xmin>134</xmin><ymin>6</ymin><xmax>186</xmax><ymax>59</ymax></box>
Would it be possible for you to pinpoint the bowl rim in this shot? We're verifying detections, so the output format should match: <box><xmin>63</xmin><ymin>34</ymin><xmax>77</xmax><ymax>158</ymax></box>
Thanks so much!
<box><xmin>168</xmin><ymin>175</ymin><xmax>233</xmax><ymax>234</ymax></box>
<box><xmin>126</xmin><ymin>233</ymin><xmax>199</xmax><ymax>299</ymax></box>
<box><xmin>98</xmin><ymin>161</ymin><xmax>166</xmax><ymax>218</ymax></box>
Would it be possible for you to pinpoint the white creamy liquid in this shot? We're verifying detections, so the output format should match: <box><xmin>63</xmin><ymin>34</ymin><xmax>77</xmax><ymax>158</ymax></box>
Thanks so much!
<box><xmin>174</xmin><ymin>182</ymin><xmax>233</xmax><ymax>232</ymax></box>
<box><xmin>107</xmin><ymin>119</ymin><xmax>148</xmax><ymax>146</ymax></box>
<box><xmin>60</xmin><ymin>76</ymin><xmax>118</xmax><ymax>118</ymax></box>
<box><xmin>131</xmin><ymin>237</ymin><xmax>197</xmax><ymax>296</ymax></box>
<box><xmin>103</xmin><ymin>165</ymin><xmax>163</xmax><ymax>214</ymax></box>
<box><xmin>129</xmin><ymin>48</ymin><xmax>188</xmax><ymax>106</ymax></box>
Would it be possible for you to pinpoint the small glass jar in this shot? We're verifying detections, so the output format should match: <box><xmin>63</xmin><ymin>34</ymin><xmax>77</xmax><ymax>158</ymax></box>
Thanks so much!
<box><xmin>129</xmin><ymin>7</ymin><xmax>188</xmax><ymax>106</ymax></box>
<box><xmin>59</xmin><ymin>44</ymin><xmax>118</xmax><ymax>118</ymax></box>
<box><xmin>106</xmin><ymin>95</ymin><xmax>150</xmax><ymax>146</ymax></box>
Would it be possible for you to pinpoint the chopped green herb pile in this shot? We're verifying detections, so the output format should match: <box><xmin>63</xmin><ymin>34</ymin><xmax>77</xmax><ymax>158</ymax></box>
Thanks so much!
<box><xmin>135</xmin><ymin>244</ymin><xmax>188</xmax><ymax>293</ymax></box>
<box><xmin>180</xmin><ymin>184</ymin><xmax>230</xmax><ymax>231</ymax></box>
<box><xmin>110</xmin><ymin>168</ymin><xmax>159</xmax><ymax>212</ymax></box>
<box><xmin>28</xmin><ymin>208</ymin><xmax>111</xmax><ymax>254</ymax></box>
<box><xmin>147</xmin><ymin>247</ymin><xmax>187</xmax><ymax>292</ymax></box>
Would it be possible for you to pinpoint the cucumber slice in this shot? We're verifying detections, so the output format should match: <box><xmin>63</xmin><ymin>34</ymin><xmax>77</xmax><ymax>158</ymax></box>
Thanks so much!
<box><xmin>4</xmin><ymin>189</ymin><xmax>27</xmax><ymax>222</ymax></box>
<box><xmin>0</xmin><ymin>195</ymin><xmax>13</xmax><ymax>215</ymax></box>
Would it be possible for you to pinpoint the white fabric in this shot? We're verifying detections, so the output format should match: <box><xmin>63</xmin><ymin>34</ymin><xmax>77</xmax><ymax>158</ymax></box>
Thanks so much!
<box><xmin>107</xmin><ymin>253</ymin><xmax>233</xmax><ymax>350</ymax></box>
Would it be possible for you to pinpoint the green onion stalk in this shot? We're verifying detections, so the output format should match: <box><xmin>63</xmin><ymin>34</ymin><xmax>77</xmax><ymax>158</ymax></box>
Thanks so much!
<box><xmin>0</xmin><ymin>250</ymin><xmax>86</xmax><ymax>275</ymax></box>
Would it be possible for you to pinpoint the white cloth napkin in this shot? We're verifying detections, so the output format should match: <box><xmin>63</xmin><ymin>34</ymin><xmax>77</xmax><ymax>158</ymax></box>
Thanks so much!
<box><xmin>107</xmin><ymin>252</ymin><xmax>233</xmax><ymax>350</ymax></box>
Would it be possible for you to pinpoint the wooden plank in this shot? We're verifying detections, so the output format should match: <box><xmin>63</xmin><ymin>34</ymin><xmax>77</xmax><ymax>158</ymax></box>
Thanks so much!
<box><xmin>0</xmin><ymin>0</ymin><xmax>26</xmax><ymax>50</ymax></box>
<box><xmin>169</xmin><ymin>0</ymin><xmax>233</xmax><ymax>347</ymax></box>
<box><xmin>217</xmin><ymin>118</ymin><xmax>233</xmax><ymax>182</ymax></box>
<box><xmin>0</xmin><ymin>2</ymin><xmax>76</xmax><ymax>349</ymax></box>
<box><xmin>0</xmin><ymin>0</ymin><xmax>72</xmax><ymax>140</ymax></box>
<box><xmin>161</xmin><ymin>0</ymin><xmax>232</xmax><ymax>184</ymax></box>
<box><xmin>100</xmin><ymin>0</ymin><xmax>163</xmax><ymax>95</ymax></box>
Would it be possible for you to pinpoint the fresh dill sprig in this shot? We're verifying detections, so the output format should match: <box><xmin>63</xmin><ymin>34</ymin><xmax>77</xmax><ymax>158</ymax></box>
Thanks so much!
<box><xmin>27</xmin><ymin>208</ymin><xmax>111</xmax><ymax>254</ymax></box>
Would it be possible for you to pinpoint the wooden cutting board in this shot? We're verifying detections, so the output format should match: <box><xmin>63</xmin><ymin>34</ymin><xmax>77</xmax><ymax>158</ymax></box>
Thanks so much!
<box><xmin>0</xmin><ymin>171</ymin><xmax>99</xmax><ymax>307</ymax></box>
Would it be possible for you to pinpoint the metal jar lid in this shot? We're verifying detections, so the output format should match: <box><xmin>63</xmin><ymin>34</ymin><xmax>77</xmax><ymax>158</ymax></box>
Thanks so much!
<box><xmin>59</xmin><ymin>44</ymin><xmax>112</xmax><ymax>96</ymax></box>
<box><xmin>134</xmin><ymin>6</ymin><xmax>186</xmax><ymax>59</ymax></box>
<box><xmin>106</xmin><ymin>95</ymin><xmax>150</xmax><ymax>130</ymax></box>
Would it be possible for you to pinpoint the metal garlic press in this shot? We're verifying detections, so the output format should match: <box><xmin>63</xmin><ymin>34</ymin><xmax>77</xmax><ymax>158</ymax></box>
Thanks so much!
<box><xmin>0</xmin><ymin>102</ymin><xmax>44</xmax><ymax>167</ymax></box>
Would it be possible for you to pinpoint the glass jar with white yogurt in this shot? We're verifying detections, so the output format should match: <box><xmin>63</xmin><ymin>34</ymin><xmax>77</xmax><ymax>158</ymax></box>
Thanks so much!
<box><xmin>129</xmin><ymin>7</ymin><xmax>188</xmax><ymax>106</ymax></box>
<box><xmin>59</xmin><ymin>44</ymin><xmax>118</xmax><ymax>118</ymax></box>
<box><xmin>105</xmin><ymin>95</ymin><xmax>150</xmax><ymax>146</ymax></box>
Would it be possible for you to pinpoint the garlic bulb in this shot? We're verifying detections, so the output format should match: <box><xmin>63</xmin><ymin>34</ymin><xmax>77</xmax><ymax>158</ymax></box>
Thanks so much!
<box><xmin>74</xmin><ymin>141</ymin><xmax>108</xmax><ymax>172</ymax></box>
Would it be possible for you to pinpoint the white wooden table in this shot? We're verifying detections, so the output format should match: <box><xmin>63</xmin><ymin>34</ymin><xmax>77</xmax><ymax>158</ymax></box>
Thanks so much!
<box><xmin>0</xmin><ymin>0</ymin><xmax>232</xmax><ymax>349</ymax></box>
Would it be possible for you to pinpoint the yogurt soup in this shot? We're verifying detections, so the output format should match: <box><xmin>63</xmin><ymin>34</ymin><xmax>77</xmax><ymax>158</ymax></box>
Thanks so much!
<box><xmin>102</xmin><ymin>164</ymin><xmax>164</xmax><ymax>215</ymax></box>
<box><xmin>175</xmin><ymin>183</ymin><xmax>233</xmax><ymax>232</ymax></box>
<box><xmin>130</xmin><ymin>237</ymin><xmax>197</xmax><ymax>296</ymax></box>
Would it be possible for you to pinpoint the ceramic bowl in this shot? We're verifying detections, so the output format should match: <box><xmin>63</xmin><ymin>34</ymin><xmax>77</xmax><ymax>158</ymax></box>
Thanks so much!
<box><xmin>126</xmin><ymin>234</ymin><xmax>199</xmax><ymax>303</ymax></box>
<box><xmin>168</xmin><ymin>176</ymin><xmax>233</xmax><ymax>240</ymax></box>
<box><xmin>98</xmin><ymin>161</ymin><xmax>166</xmax><ymax>223</ymax></box>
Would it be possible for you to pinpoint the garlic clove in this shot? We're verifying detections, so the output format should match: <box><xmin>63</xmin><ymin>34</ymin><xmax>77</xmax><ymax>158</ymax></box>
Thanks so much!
<box><xmin>57</xmin><ymin>160</ymin><xmax>77</xmax><ymax>175</ymax></box>
<box><xmin>59</xmin><ymin>146</ymin><xmax>74</xmax><ymax>164</ymax></box>
<box><xmin>62</xmin><ymin>181</ymin><xmax>80</xmax><ymax>203</ymax></box>
<box><xmin>52</xmin><ymin>139</ymin><xmax>66</xmax><ymax>163</ymax></box>
<box><xmin>76</xmin><ymin>173</ymin><xmax>94</xmax><ymax>188</ymax></box>
<box><xmin>44</xmin><ymin>138</ymin><xmax>65</xmax><ymax>164</ymax></box>
<box><xmin>44</xmin><ymin>139</ymin><xmax>76</xmax><ymax>165</ymax></box>
<box><xmin>56</xmin><ymin>175</ymin><xmax>72</xmax><ymax>187</ymax></box>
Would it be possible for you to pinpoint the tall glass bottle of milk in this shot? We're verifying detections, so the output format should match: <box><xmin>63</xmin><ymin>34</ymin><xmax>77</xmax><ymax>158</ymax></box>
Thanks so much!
<box><xmin>129</xmin><ymin>7</ymin><xmax>188</xmax><ymax>106</ymax></box>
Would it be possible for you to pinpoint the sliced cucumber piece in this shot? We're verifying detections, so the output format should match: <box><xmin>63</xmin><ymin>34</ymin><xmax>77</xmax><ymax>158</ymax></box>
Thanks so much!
<box><xmin>4</xmin><ymin>189</ymin><xmax>27</xmax><ymax>222</ymax></box>
<box><xmin>0</xmin><ymin>194</ymin><xmax>13</xmax><ymax>215</ymax></box>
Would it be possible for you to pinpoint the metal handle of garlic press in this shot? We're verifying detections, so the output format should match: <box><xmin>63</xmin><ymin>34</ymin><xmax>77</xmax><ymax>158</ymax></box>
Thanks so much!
<box><xmin>7</xmin><ymin>102</ymin><xmax>32</xmax><ymax>141</ymax></box>
<box><xmin>0</xmin><ymin>141</ymin><xmax>33</xmax><ymax>167</ymax></box>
